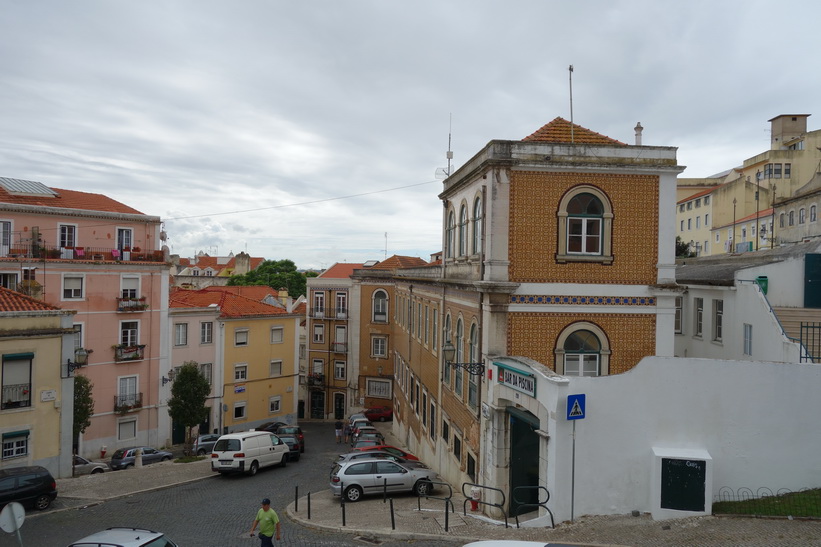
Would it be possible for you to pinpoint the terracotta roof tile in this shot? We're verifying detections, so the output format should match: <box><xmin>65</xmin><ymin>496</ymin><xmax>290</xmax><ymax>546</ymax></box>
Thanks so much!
<box><xmin>372</xmin><ymin>255</ymin><xmax>428</xmax><ymax>270</ymax></box>
<box><xmin>169</xmin><ymin>287</ymin><xmax>293</xmax><ymax>319</ymax></box>
<box><xmin>319</xmin><ymin>263</ymin><xmax>364</xmax><ymax>279</ymax></box>
<box><xmin>522</xmin><ymin>117</ymin><xmax>626</xmax><ymax>146</ymax></box>
<box><xmin>0</xmin><ymin>181</ymin><xmax>146</xmax><ymax>215</ymax></box>
<box><xmin>0</xmin><ymin>287</ymin><xmax>63</xmax><ymax>312</ymax></box>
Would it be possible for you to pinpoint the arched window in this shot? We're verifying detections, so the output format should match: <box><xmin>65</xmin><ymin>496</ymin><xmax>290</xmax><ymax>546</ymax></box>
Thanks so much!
<box><xmin>557</xmin><ymin>186</ymin><xmax>613</xmax><ymax>264</ymax></box>
<box><xmin>454</xmin><ymin>318</ymin><xmax>464</xmax><ymax>397</ymax></box>
<box><xmin>467</xmin><ymin>323</ymin><xmax>479</xmax><ymax>408</ymax></box>
<box><xmin>459</xmin><ymin>204</ymin><xmax>469</xmax><ymax>256</ymax></box>
<box><xmin>472</xmin><ymin>196</ymin><xmax>482</xmax><ymax>255</ymax></box>
<box><xmin>443</xmin><ymin>314</ymin><xmax>452</xmax><ymax>384</ymax></box>
<box><xmin>799</xmin><ymin>208</ymin><xmax>806</xmax><ymax>224</ymax></box>
<box><xmin>789</xmin><ymin>211</ymin><xmax>795</xmax><ymax>226</ymax></box>
<box><xmin>811</xmin><ymin>205</ymin><xmax>817</xmax><ymax>222</ymax></box>
<box><xmin>779</xmin><ymin>213</ymin><xmax>785</xmax><ymax>228</ymax></box>
<box><xmin>446</xmin><ymin>211</ymin><xmax>456</xmax><ymax>259</ymax></box>
<box><xmin>372</xmin><ymin>289</ymin><xmax>388</xmax><ymax>323</ymax></box>
<box><xmin>554</xmin><ymin>322</ymin><xmax>611</xmax><ymax>377</ymax></box>
<box><xmin>563</xmin><ymin>330</ymin><xmax>601</xmax><ymax>377</ymax></box>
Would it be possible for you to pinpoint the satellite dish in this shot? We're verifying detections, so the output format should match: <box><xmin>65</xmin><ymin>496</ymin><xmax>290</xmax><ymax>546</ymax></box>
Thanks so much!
<box><xmin>435</xmin><ymin>167</ymin><xmax>450</xmax><ymax>180</ymax></box>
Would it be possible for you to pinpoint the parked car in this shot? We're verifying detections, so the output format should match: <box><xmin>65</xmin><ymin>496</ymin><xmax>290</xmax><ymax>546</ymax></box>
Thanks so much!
<box><xmin>364</xmin><ymin>406</ymin><xmax>393</xmax><ymax>422</ymax></box>
<box><xmin>192</xmin><ymin>433</ymin><xmax>220</xmax><ymax>456</ymax></box>
<box><xmin>352</xmin><ymin>444</ymin><xmax>420</xmax><ymax>461</ymax></box>
<box><xmin>350</xmin><ymin>418</ymin><xmax>372</xmax><ymax>432</ymax></box>
<box><xmin>73</xmin><ymin>455</ymin><xmax>109</xmax><ymax>475</ymax></box>
<box><xmin>279</xmin><ymin>434</ymin><xmax>302</xmax><ymax>462</ymax></box>
<box><xmin>336</xmin><ymin>451</ymin><xmax>429</xmax><ymax>469</ymax></box>
<box><xmin>0</xmin><ymin>466</ymin><xmax>57</xmax><ymax>510</ymax></box>
<box><xmin>211</xmin><ymin>431</ymin><xmax>288</xmax><ymax>475</ymax></box>
<box><xmin>67</xmin><ymin>527</ymin><xmax>178</xmax><ymax>547</ymax></box>
<box><xmin>351</xmin><ymin>425</ymin><xmax>382</xmax><ymax>440</ymax></box>
<box><xmin>256</xmin><ymin>421</ymin><xmax>287</xmax><ymax>433</ymax></box>
<box><xmin>110</xmin><ymin>447</ymin><xmax>173</xmax><ymax>470</ymax></box>
<box><xmin>276</xmin><ymin>425</ymin><xmax>305</xmax><ymax>452</ymax></box>
<box><xmin>351</xmin><ymin>439</ymin><xmax>382</xmax><ymax>449</ymax></box>
<box><xmin>330</xmin><ymin>458</ymin><xmax>437</xmax><ymax>502</ymax></box>
<box><xmin>348</xmin><ymin>413</ymin><xmax>367</xmax><ymax>425</ymax></box>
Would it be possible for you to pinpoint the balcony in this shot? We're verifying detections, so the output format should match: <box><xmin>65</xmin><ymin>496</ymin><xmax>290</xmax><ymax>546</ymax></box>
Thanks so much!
<box><xmin>2</xmin><ymin>383</ymin><xmax>31</xmax><ymax>410</ymax></box>
<box><xmin>116</xmin><ymin>297</ymin><xmax>148</xmax><ymax>312</ymax></box>
<box><xmin>114</xmin><ymin>393</ymin><xmax>143</xmax><ymax>414</ymax></box>
<box><xmin>113</xmin><ymin>344</ymin><xmax>146</xmax><ymax>362</ymax></box>
<box><xmin>334</xmin><ymin>307</ymin><xmax>348</xmax><ymax>319</ymax></box>
<box><xmin>0</xmin><ymin>243</ymin><xmax>165</xmax><ymax>263</ymax></box>
<box><xmin>331</xmin><ymin>342</ymin><xmax>348</xmax><ymax>354</ymax></box>
<box><xmin>312</xmin><ymin>307</ymin><xmax>325</xmax><ymax>318</ymax></box>
<box><xmin>306</xmin><ymin>373</ymin><xmax>325</xmax><ymax>387</ymax></box>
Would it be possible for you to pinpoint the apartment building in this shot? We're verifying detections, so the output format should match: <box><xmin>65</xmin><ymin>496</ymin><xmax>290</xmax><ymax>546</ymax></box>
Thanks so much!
<box><xmin>171</xmin><ymin>251</ymin><xmax>264</xmax><ymax>289</ymax></box>
<box><xmin>169</xmin><ymin>286</ymin><xmax>302</xmax><ymax>434</ymax></box>
<box><xmin>0</xmin><ymin>177</ymin><xmax>171</xmax><ymax>460</ymax></box>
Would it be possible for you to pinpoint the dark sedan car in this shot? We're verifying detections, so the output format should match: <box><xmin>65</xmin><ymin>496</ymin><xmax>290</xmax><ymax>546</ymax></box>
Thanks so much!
<box><xmin>110</xmin><ymin>447</ymin><xmax>173</xmax><ymax>470</ymax></box>
<box><xmin>276</xmin><ymin>425</ymin><xmax>305</xmax><ymax>452</ymax></box>
<box><xmin>279</xmin><ymin>434</ymin><xmax>302</xmax><ymax>461</ymax></box>
<box><xmin>0</xmin><ymin>466</ymin><xmax>57</xmax><ymax>510</ymax></box>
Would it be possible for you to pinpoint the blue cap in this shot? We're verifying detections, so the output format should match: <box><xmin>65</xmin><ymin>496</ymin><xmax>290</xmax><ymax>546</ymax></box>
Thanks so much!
<box><xmin>261</xmin><ymin>498</ymin><xmax>270</xmax><ymax>505</ymax></box>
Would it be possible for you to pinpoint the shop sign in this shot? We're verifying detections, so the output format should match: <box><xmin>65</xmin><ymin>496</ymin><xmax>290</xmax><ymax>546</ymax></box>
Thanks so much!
<box><xmin>495</xmin><ymin>362</ymin><xmax>536</xmax><ymax>397</ymax></box>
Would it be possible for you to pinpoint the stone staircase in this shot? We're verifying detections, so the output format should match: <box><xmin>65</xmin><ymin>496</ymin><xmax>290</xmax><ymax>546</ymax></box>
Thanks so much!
<box><xmin>772</xmin><ymin>307</ymin><xmax>821</xmax><ymax>362</ymax></box>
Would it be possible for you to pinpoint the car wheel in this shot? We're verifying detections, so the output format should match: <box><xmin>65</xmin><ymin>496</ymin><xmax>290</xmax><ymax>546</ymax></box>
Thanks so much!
<box><xmin>379</xmin><ymin>416</ymin><xmax>387</xmax><ymax>422</ymax></box>
<box><xmin>280</xmin><ymin>454</ymin><xmax>287</xmax><ymax>467</ymax></box>
<box><xmin>123</xmin><ymin>464</ymin><xmax>133</xmax><ymax>470</ymax></box>
<box><xmin>34</xmin><ymin>494</ymin><xmax>52</xmax><ymax>510</ymax></box>
<box><xmin>197</xmin><ymin>449</ymin><xmax>206</xmax><ymax>456</ymax></box>
<box><xmin>161</xmin><ymin>456</ymin><xmax>171</xmax><ymax>462</ymax></box>
<box><xmin>344</xmin><ymin>485</ymin><xmax>363</xmax><ymax>502</ymax></box>
<box><xmin>91</xmin><ymin>468</ymin><xmax>104</xmax><ymax>475</ymax></box>
<box><xmin>301</xmin><ymin>445</ymin><xmax>305</xmax><ymax>453</ymax></box>
<box><xmin>247</xmin><ymin>461</ymin><xmax>259</xmax><ymax>476</ymax></box>
<box><xmin>414</xmin><ymin>480</ymin><xmax>432</xmax><ymax>496</ymax></box>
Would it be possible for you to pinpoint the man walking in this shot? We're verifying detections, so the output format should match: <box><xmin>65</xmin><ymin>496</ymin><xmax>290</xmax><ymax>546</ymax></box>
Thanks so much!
<box><xmin>249</xmin><ymin>498</ymin><xmax>281</xmax><ymax>546</ymax></box>
<box><xmin>335</xmin><ymin>419</ymin><xmax>344</xmax><ymax>443</ymax></box>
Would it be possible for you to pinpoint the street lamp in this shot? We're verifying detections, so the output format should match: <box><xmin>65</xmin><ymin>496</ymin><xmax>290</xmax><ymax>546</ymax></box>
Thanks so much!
<box><xmin>732</xmin><ymin>197</ymin><xmax>737</xmax><ymax>253</ymax></box>
<box><xmin>65</xmin><ymin>348</ymin><xmax>90</xmax><ymax>377</ymax></box>
<box><xmin>755</xmin><ymin>170</ymin><xmax>761</xmax><ymax>251</ymax></box>
<box><xmin>442</xmin><ymin>340</ymin><xmax>485</xmax><ymax>376</ymax></box>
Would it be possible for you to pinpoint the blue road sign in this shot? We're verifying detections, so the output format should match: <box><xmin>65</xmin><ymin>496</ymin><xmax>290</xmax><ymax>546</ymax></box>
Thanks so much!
<box><xmin>567</xmin><ymin>394</ymin><xmax>586</xmax><ymax>420</ymax></box>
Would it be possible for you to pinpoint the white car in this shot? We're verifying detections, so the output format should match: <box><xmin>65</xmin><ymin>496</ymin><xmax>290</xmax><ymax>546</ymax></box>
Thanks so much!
<box><xmin>67</xmin><ymin>527</ymin><xmax>178</xmax><ymax>546</ymax></box>
<box><xmin>211</xmin><ymin>431</ymin><xmax>288</xmax><ymax>476</ymax></box>
<box><xmin>72</xmin><ymin>455</ymin><xmax>109</xmax><ymax>475</ymax></box>
<box><xmin>330</xmin><ymin>458</ymin><xmax>437</xmax><ymax>502</ymax></box>
<box><xmin>462</xmin><ymin>542</ymin><xmax>555</xmax><ymax>547</ymax></box>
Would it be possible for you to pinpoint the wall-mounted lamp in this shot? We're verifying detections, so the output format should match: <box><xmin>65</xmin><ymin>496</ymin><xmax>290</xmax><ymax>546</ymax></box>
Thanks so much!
<box><xmin>377</xmin><ymin>365</ymin><xmax>383</xmax><ymax>376</ymax></box>
<box><xmin>442</xmin><ymin>341</ymin><xmax>485</xmax><ymax>376</ymax></box>
<box><xmin>65</xmin><ymin>348</ymin><xmax>91</xmax><ymax>378</ymax></box>
<box><xmin>162</xmin><ymin>368</ymin><xmax>176</xmax><ymax>386</ymax></box>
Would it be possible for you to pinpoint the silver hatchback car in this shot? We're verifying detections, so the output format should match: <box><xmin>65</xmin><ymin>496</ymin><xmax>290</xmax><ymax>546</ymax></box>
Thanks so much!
<box><xmin>67</xmin><ymin>527</ymin><xmax>178</xmax><ymax>546</ymax></box>
<box><xmin>330</xmin><ymin>458</ymin><xmax>437</xmax><ymax>502</ymax></box>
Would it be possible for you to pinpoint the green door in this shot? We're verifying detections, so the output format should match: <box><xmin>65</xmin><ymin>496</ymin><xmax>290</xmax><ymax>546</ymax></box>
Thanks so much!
<box><xmin>805</xmin><ymin>254</ymin><xmax>821</xmax><ymax>308</ymax></box>
<box><xmin>508</xmin><ymin>409</ymin><xmax>540</xmax><ymax>517</ymax></box>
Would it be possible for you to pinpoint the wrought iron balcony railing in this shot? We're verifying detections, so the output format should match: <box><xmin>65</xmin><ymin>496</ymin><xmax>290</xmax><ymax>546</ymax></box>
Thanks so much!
<box><xmin>331</xmin><ymin>342</ymin><xmax>348</xmax><ymax>353</ymax></box>
<box><xmin>114</xmin><ymin>393</ymin><xmax>143</xmax><ymax>414</ymax></box>
<box><xmin>116</xmin><ymin>297</ymin><xmax>149</xmax><ymax>312</ymax></box>
<box><xmin>114</xmin><ymin>344</ymin><xmax>146</xmax><ymax>362</ymax></box>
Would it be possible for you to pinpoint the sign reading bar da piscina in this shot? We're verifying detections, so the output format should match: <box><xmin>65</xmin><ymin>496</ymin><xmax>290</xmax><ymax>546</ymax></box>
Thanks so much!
<box><xmin>495</xmin><ymin>362</ymin><xmax>536</xmax><ymax>397</ymax></box>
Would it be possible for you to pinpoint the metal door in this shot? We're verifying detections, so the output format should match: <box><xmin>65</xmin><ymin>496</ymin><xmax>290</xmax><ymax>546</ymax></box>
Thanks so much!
<box><xmin>508</xmin><ymin>409</ymin><xmax>540</xmax><ymax>517</ymax></box>
<box><xmin>805</xmin><ymin>254</ymin><xmax>821</xmax><ymax>308</ymax></box>
<box><xmin>334</xmin><ymin>392</ymin><xmax>345</xmax><ymax>420</ymax></box>
<box><xmin>310</xmin><ymin>391</ymin><xmax>325</xmax><ymax>419</ymax></box>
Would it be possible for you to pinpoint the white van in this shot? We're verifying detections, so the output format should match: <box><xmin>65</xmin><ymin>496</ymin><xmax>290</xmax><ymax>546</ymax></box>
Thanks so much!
<box><xmin>210</xmin><ymin>431</ymin><xmax>288</xmax><ymax>476</ymax></box>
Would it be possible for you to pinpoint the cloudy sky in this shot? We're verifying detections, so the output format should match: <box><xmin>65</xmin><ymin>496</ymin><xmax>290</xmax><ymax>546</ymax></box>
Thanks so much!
<box><xmin>2</xmin><ymin>1</ymin><xmax>819</xmax><ymax>269</ymax></box>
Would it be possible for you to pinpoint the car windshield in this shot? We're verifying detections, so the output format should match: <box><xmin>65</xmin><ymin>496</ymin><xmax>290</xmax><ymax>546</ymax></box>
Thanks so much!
<box><xmin>213</xmin><ymin>439</ymin><xmax>241</xmax><ymax>451</ymax></box>
<box><xmin>111</xmin><ymin>449</ymin><xmax>128</xmax><ymax>459</ymax></box>
<box><xmin>279</xmin><ymin>427</ymin><xmax>298</xmax><ymax>434</ymax></box>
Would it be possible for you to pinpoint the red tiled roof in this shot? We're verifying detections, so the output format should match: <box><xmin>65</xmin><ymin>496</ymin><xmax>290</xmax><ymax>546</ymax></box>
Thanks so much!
<box><xmin>372</xmin><ymin>255</ymin><xmax>428</xmax><ymax>270</ymax></box>
<box><xmin>0</xmin><ymin>287</ymin><xmax>63</xmax><ymax>312</ymax></box>
<box><xmin>677</xmin><ymin>187</ymin><xmax>716</xmax><ymax>205</ymax></box>
<box><xmin>319</xmin><ymin>263</ymin><xmax>365</xmax><ymax>279</ymax></box>
<box><xmin>522</xmin><ymin>117</ymin><xmax>626</xmax><ymax>146</ymax></box>
<box><xmin>169</xmin><ymin>288</ymin><xmax>292</xmax><ymax>318</ymax></box>
<box><xmin>190</xmin><ymin>255</ymin><xmax>265</xmax><ymax>275</ymax></box>
<box><xmin>202</xmin><ymin>285</ymin><xmax>278</xmax><ymax>300</ymax></box>
<box><xmin>0</xmin><ymin>183</ymin><xmax>145</xmax><ymax>215</ymax></box>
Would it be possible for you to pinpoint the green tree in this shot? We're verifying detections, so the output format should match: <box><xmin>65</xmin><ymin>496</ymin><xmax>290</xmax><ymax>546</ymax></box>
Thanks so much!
<box><xmin>73</xmin><ymin>374</ymin><xmax>95</xmax><ymax>444</ymax></box>
<box><xmin>227</xmin><ymin>259</ymin><xmax>316</xmax><ymax>297</ymax></box>
<box><xmin>675</xmin><ymin>236</ymin><xmax>695</xmax><ymax>258</ymax></box>
<box><xmin>167</xmin><ymin>362</ymin><xmax>211</xmax><ymax>455</ymax></box>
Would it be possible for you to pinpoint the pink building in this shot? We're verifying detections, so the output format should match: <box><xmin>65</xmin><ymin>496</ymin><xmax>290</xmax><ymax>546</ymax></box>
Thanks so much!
<box><xmin>0</xmin><ymin>177</ymin><xmax>171</xmax><ymax>459</ymax></box>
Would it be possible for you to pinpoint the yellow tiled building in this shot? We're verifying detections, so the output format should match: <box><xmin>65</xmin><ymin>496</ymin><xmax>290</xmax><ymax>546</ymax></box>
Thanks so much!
<box><xmin>388</xmin><ymin>117</ymin><xmax>683</xmax><ymax>513</ymax></box>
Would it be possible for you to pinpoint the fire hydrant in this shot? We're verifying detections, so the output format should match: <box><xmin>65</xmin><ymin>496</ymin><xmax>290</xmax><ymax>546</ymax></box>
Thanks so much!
<box><xmin>470</xmin><ymin>486</ymin><xmax>481</xmax><ymax>511</ymax></box>
<box><xmin>100</xmin><ymin>446</ymin><xmax>107</xmax><ymax>459</ymax></box>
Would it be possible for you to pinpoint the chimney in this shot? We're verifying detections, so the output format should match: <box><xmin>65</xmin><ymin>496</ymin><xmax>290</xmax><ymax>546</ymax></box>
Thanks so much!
<box><xmin>278</xmin><ymin>287</ymin><xmax>289</xmax><ymax>306</ymax></box>
<box><xmin>634</xmin><ymin>122</ymin><xmax>643</xmax><ymax>146</ymax></box>
<box><xmin>234</xmin><ymin>252</ymin><xmax>250</xmax><ymax>275</ymax></box>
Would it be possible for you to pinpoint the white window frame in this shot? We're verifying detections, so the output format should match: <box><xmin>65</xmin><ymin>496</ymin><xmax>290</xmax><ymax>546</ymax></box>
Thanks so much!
<box><xmin>200</xmin><ymin>362</ymin><xmax>212</xmax><ymax>385</ymax></box>
<box><xmin>372</xmin><ymin>336</ymin><xmax>387</xmax><ymax>358</ymax></box>
<box><xmin>694</xmin><ymin>298</ymin><xmax>704</xmax><ymax>337</ymax></box>
<box><xmin>62</xmin><ymin>274</ymin><xmax>85</xmax><ymax>300</ymax></box>
<box><xmin>269</xmin><ymin>360</ymin><xmax>282</xmax><ymax>377</ymax></box>
<box><xmin>174</xmin><ymin>323</ymin><xmax>188</xmax><ymax>346</ymax></box>
<box><xmin>120</xmin><ymin>320</ymin><xmax>139</xmax><ymax>346</ymax></box>
<box><xmin>313</xmin><ymin>324</ymin><xmax>324</xmax><ymax>343</ymax></box>
<box><xmin>234</xmin><ymin>363</ymin><xmax>248</xmax><ymax>381</ymax></box>
<box><xmin>233</xmin><ymin>401</ymin><xmax>246</xmax><ymax>420</ymax></box>
<box><xmin>713</xmin><ymin>299</ymin><xmax>724</xmax><ymax>342</ymax></box>
<box><xmin>201</xmin><ymin>322</ymin><xmax>213</xmax><ymax>344</ymax></box>
<box><xmin>674</xmin><ymin>296</ymin><xmax>683</xmax><ymax>334</ymax></box>
<box><xmin>269</xmin><ymin>396</ymin><xmax>281</xmax><ymax>414</ymax></box>
<box><xmin>234</xmin><ymin>329</ymin><xmax>249</xmax><ymax>347</ymax></box>
<box><xmin>58</xmin><ymin>223</ymin><xmax>77</xmax><ymax>248</ymax></box>
<box><xmin>121</xmin><ymin>276</ymin><xmax>139</xmax><ymax>299</ymax></box>
<box><xmin>117</xmin><ymin>419</ymin><xmax>137</xmax><ymax>441</ymax></box>
<box><xmin>366</xmin><ymin>378</ymin><xmax>392</xmax><ymax>399</ymax></box>
<box><xmin>270</xmin><ymin>326</ymin><xmax>284</xmax><ymax>344</ymax></box>
<box><xmin>334</xmin><ymin>360</ymin><xmax>346</xmax><ymax>380</ymax></box>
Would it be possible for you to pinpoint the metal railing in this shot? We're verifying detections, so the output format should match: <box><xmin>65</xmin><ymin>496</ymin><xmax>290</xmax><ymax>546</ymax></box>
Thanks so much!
<box><xmin>511</xmin><ymin>485</ymin><xmax>554</xmax><ymax>528</ymax></box>
<box><xmin>116</xmin><ymin>297</ymin><xmax>149</xmax><ymax>312</ymax></box>
<box><xmin>0</xmin><ymin>243</ymin><xmax>165</xmax><ymax>263</ymax></box>
<box><xmin>114</xmin><ymin>392</ymin><xmax>143</xmax><ymax>413</ymax></box>
<box><xmin>461</xmin><ymin>482</ymin><xmax>509</xmax><ymax>528</ymax></box>
<box><xmin>416</xmin><ymin>479</ymin><xmax>455</xmax><ymax>531</ymax></box>
<box><xmin>114</xmin><ymin>344</ymin><xmax>146</xmax><ymax>362</ymax></box>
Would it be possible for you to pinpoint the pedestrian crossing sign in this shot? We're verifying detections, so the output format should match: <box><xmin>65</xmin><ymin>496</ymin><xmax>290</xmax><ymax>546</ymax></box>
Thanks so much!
<box><xmin>566</xmin><ymin>394</ymin><xmax>586</xmax><ymax>420</ymax></box>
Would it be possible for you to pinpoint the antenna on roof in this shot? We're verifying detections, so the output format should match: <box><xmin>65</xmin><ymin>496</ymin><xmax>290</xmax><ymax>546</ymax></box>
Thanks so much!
<box><xmin>435</xmin><ymin>114</ymin><xmax>455</xmax><ymax>179</ymax></box>
<box><xmin>384</xmin><ymin>232</ymin><xmax>388</xmax><ymax>260</ymax></box>
<box><xmin>569</xmin><ymin>65</ymin><xmax>575</xmax><ymax>144</ymax></box>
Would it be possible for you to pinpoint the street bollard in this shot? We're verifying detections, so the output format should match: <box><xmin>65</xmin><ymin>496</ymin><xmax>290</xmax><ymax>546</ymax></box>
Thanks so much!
<box><xmin>383</xmin><ymin>478</ymin><xmax>388</xmax><ymax>502</ymax></box>
<box><xmin>307</xmin><ymin>491</ymin><xmax>311</xmax><ymax>520</ymax></box>
<box><xmin>390</xmin><ymin>498</ymin><xmax>395</xmax><ymax>530</ymax></box>
<box><xmin>444</xmin><ymin>499</ymin><xmax>449</xmax><ymax>532</ymax></box>
<box><xmin>295</xmin><ymin>485</ymin><xmax>299</xmax><ymax>512</ymax></box>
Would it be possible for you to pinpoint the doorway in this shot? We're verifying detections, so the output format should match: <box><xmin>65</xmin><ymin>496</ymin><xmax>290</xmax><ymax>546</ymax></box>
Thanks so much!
<box><xmin>508</xmin><ymin>408</ymin><xmax>540</xmax><ymax>517</ymax></box>
<box><xmin>310</xmin><ymin>391</ymin><xmax>325</xmax><ymax>419</ymax></box>
<box><xmin>334</xmin><ymin>393</ymin><xmax>345</xmax><ymax>419</ymax></box>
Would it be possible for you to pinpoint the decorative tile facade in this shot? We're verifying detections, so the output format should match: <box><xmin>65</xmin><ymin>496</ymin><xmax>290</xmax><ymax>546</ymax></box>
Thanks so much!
<box><xmin>509</xmin><ymin>171</ymin><xmax>660</xmax><ymax>284</ymax></box>
<box><xmin>511</xmin><ymin>295</ymin><xmax>656</xmax><ymax>306</ymax></box>
<box><xmin>508</xmin><ymin>312</ymin><xmax>656</xmax><ymax>375</ymax></box>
